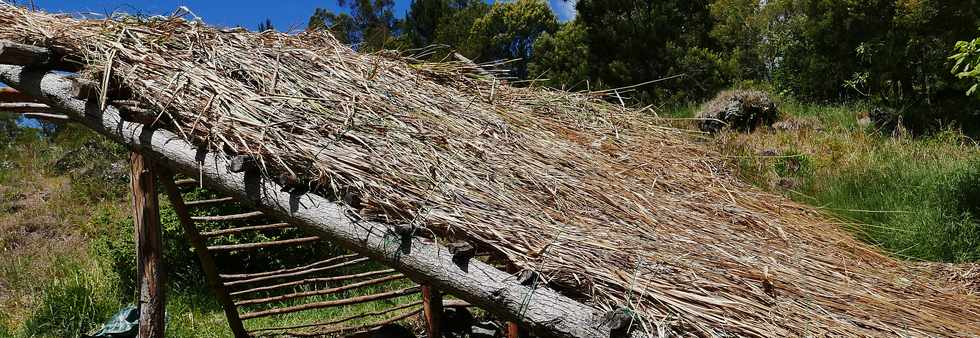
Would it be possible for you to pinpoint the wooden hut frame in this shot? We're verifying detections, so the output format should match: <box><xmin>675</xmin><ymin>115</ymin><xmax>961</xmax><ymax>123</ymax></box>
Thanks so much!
<box><xmin>0</xmin><ymin>43</ymin><xmax>629</xmax><ymax>338</ymax></box>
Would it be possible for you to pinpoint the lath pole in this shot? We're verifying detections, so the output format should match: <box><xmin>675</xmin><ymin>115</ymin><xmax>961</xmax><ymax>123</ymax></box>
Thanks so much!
<box><xmin>160</xmin><ymin>172</ymin><xmax>249</xmax><ymax>338</ymax></box>
<box><xmin>421</xmin><ymin>285</ymin><xmax>443</xmax><ymax>338</ymax></box>
<box><xmin>130</xmin><ymin>152</ymin><xmax>165</xmax><ymax>338</ymax></box>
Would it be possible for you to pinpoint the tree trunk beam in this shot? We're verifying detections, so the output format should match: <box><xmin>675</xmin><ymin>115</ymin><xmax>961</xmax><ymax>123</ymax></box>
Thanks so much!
<box><xmin>0</xmin><ymin>64</ymin><xmax>634</xmax><ymax>338</ymax></box>
<box><xmin>239</xmin><ymin>286</ymin><xmax>420</xmax><ymax>320</ymax></box>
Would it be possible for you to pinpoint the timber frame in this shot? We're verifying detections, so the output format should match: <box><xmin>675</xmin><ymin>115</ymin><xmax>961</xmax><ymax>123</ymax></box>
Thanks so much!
<box><xmin>0</xmin><ymin>42</ymin><xmax>634</xmax><ymax>338</ymax></box>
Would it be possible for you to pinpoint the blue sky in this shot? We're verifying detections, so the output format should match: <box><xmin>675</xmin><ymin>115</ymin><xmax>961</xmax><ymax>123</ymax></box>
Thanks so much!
<box><xmin>26</xmin><ymin>0</ymin><xmax>577</xmax><ymax>31</ymax></box>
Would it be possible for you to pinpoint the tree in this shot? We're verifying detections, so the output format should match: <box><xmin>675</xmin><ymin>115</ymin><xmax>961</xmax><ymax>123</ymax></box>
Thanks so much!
<box><xmin>576</xmin><ymin>0</ymin><xmax>723</xmax><ymax>102</ymax></box>
<box><xmin>257</xmin><ymin>19</ymin><xmax>274</xmax><ymax>32</ymax></box>
<box><xmin>431</xmin><ymin>1</ymin><xmax>490</xmax><ymax>56</ymax></box>
<box><xmin>951</xmin><ymin>34</ymin><xmax>980</xmax><ymax>97</ymax></box>
<box><xmin>467</xmin><ymin>0</ymin><xmax>558</xmax><ymax>79</ymax></box>
<box><xmin>403</xmin><ymin>0</ymin><xmax>452</xmax><ymax>48</ymax></box>
<box><xmin>528</xmin><ymin>21</ymin><xmax>590</xmax><ymax>89</ymax></box>
<box><xmin>308</xmin><ymin>0</ymin><xmax>402</xmax><ymax>50</ymax></box>
<box><xmin>308</xmin><ymin>8</ymin><xmax>358</xmax><ymax>44</ymax></box>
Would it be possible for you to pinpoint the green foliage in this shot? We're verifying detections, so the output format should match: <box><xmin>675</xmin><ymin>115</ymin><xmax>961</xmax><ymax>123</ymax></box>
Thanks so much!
<box><xmin>402</xmin><ymin>0</ymin><xmax>452</xmax><ymax>48</ymax></box>
<box><xmin>529</xmin><ymin>21</ymin><xmax>589</xmax><ymax>89</ymax></box>
<box><xmin>309</xmin><ymin>0</ymin><xmax>401</xmax><ymax>50</ymax></box>
<box><xmin>574</xmin><ymin>0</ymin><xmax>726</xmax><ymax>102</ymax></box>
<box><xmin>430</xmin><ymin>1</ymin><xmax>490</xmax><ymax>55</ymax></box>
<box><xmin>717</xmin><ymin>98</ymin><xmax>980</xmax><ymax>262</ymax></box>
<box><xmin>308</xmin><ymin>8</ymin><xmax>358</xmax><ymax>44</ymax></box>
<box><xmin>951</xmin><ymin>34</ymin><xmax>980</xmax><ymax>96</ymax></box>
<box><xmin>20</xmin><ymin>257</ymin><xmax>122</xmax><ymax>338</ymax></box>
<box><xmin>467</xmin><ymin>0</ymin><xmax>558</xmax><ymax>78</ymax></box>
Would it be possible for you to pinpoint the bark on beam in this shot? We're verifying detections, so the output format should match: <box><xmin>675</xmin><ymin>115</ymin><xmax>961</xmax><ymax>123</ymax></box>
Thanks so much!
<box><xmin>0</xmin><ymin>64</ymin><xmax>641</xmax><ymax>338</ymax></box>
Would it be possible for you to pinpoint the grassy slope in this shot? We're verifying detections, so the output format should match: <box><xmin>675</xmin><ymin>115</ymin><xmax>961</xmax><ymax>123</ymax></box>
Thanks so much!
<box><xmin>703</xmin><ymin>98</ymin><xmax>980</xmax><ymax>262</ymax></box>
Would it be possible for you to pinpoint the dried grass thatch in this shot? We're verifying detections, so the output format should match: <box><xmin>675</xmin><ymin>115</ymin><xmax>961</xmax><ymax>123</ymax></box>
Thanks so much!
<box><xmin>1</xmin><ymin>4</ymin><xmax>978</xmax><ymax>337</ymax></box>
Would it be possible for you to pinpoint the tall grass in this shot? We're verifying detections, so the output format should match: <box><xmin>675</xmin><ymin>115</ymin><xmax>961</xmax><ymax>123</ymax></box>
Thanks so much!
<box><xmin>713</xmin><ymin>95</ymin><xmax>980</xmax><ymax>262</ymax></box>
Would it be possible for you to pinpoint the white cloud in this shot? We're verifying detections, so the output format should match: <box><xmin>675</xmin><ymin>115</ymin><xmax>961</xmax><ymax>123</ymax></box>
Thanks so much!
<box><xmin>549</xmin><ymin>0</ymin><xmax>577</xmax><ymax>21</ymax></box>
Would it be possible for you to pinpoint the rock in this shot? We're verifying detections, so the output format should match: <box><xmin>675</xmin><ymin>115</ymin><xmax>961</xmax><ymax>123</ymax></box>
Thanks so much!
<box><xmin>697</xmin><ymin>90</ymin><xmax>779</xmax><ymax>133</ymax></box>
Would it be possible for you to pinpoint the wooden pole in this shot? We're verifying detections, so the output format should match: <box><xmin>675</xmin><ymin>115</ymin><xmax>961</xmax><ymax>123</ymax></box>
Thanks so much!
<box><xmin>422</xmin><ymin>284</ymin><xmax>444</xmax><ymax>338</ymax></box>
<box><xmin>129</xmin><ymin>152</ymin><xmax>165</xmax><ymax>338</ymax></box>
<box><xmin>160</xmin><ymin>173</ymin><xmax>249</xmax><ymax>338</ymax></box>
<box><xmin>508</xmin><ymin>322</ymin><xmax>523</xmax><ymax>338</ymax></box>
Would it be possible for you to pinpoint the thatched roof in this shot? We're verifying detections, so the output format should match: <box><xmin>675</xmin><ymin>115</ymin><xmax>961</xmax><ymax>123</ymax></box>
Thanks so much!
<box><xmin>2</xmin><ymin>4</ymin><xmax>978</xmax><ymax>336</ymax></box>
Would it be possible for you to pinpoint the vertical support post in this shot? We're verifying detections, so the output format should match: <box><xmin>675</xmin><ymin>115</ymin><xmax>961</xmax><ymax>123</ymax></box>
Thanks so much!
<box><xmin>421</xmin><ymin>284</ymin><xmax>443</xmax><ymax>338</ymax></box>
<box><xmin>160</xmin><ymin>171</ymin><xmax>249</xmax><ymax>338</ymax></box>
<box><xmin>507</xmin><ymin>322</ymin><xmax>522</xmax><ymax>338</ymax></box>
<box><xmin>130</xmin><ymin>152</ymin><xmax>165</xmax><ymax>338</ymax></box>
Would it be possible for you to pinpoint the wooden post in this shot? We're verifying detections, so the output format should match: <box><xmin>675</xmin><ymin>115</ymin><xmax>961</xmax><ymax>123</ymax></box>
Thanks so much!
<box><xmin>160</xmin><ymin>173</ymin><xmax>249</xmax><ymax>338</ymax></box>
<box><xmin>508</xmin><ymin>322</ymin><xmax>523</xmax><ymax>338</ymax></box>
<box><xmin>421</xmin><ymin>284</ymin><xmax>443</xmax><ymax>338</ymax></box>
<box><xmin>130</xmin><ymin>152</ymin><xmax>165</xmax><ymax>338</ymax></box>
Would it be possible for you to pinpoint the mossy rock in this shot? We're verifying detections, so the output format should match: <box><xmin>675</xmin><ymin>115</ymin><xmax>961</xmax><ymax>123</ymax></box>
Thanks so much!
<box><xmin>697</xmin><ymin>90</ymin><xmax>779</xmax><ymax>133</ymax></box>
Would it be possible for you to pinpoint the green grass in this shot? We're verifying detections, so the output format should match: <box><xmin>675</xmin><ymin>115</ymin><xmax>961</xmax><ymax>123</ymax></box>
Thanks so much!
<box><xmin>0</xmin><ymin>125</ymin><xmax>421</xmax><ymax>337</ymax></box>
<box><xmin>708</xmin><ymin>95</ymin><xmax>980</xmax><ymax>262</ymax></box>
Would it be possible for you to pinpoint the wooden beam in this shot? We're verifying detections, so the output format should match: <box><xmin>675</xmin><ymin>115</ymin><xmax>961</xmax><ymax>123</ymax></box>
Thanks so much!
<box><xmin>206</xmin><ymin>235</ymin><xmax>320</xmax><ymax>252</ymax></box>
<box><xmin>200</xmin><ymin>222</ymin><xmax>292</xmax><ymax>237</ymax></box>
<box><xmin>0</xmin><ymin>64</ymin><xmax>640</xmax><ymax>338</ymax></box>
<box><xmin>248</xmin><ymin>300</ymin><xmax>423</xmax><ymax>334</ymax></box>
<box><xmin>239</xmin><ymin>286</ymin><xmax>420</xmax><ymax>320</ymax></box>
<box><xmin>129</xmin><ymin>152</ymin><xmax>165</xmax><ymax>338</ymax></box>
<box><xmin>191</xmin><ymin>210</ymin><xmax>263</xmax><ymax>222</ymax></box>
<box><xmin>0</xmin><ymin>102</ymin><xmax>48</xmax><ymax>111</ymax></box>
<box><xmin>160</xmin><ymin>172</ymin><xmax>248</xmax><ymax>338</ymax></box>
<box><xmin>222</xmin><ymin>257</ymin><xmax>370</xmax><ymax>287</ymax></box>
<box><xmin>422</xmin><ymin>285</ymin><xmax>444</xmax><ymax>338</ymax></box>
<box><xmin>229</xmin><ymin>269</ymin><xmax>397</xmax><ymax>297</ymax></box>
<box><xmin>234</xmin><ymin>274</ymin><xmax>406</xmax><ymax>306</ymax></box>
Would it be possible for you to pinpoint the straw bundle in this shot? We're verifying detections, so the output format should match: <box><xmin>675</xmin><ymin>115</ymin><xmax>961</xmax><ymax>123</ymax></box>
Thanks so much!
<box><xmin>1</xmin><ymin>4</ymin><xmax>977</xmax><ymax>336</ymax></box>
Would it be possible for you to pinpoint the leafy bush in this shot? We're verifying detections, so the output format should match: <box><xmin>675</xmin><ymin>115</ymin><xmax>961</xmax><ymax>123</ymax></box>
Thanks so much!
<box><xmin>951</xmin><ymin>34</ymin><xmax>980</xmax><ymax>96</ymax></box>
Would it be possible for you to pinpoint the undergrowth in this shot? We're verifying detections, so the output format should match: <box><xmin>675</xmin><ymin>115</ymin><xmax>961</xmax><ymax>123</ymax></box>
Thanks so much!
<box><xmin>706</xmin><ymin>95</ymin><xmax>980</xmax><ymax>262</ymax></box>
<box><xmin>0</xmin><ymin>116</ymin><xmax>419</xmax><ymax>337</ymax></box>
